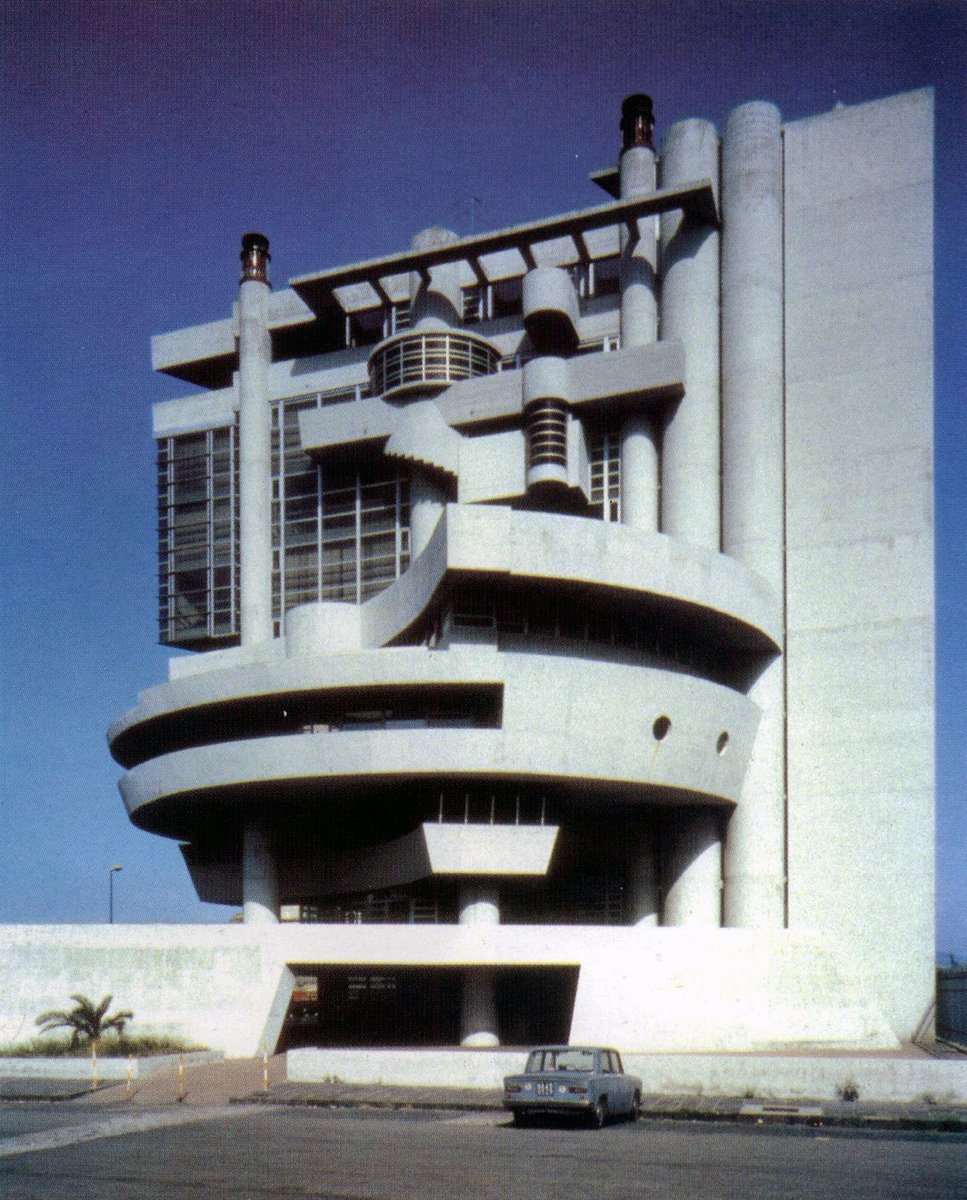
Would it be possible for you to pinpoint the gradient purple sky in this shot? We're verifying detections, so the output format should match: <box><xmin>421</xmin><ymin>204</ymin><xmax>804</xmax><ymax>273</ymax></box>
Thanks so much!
<box><xmin>1</xmin><ymin>0</ymin><xmax>964</xmax><ymax>955</ymax></box>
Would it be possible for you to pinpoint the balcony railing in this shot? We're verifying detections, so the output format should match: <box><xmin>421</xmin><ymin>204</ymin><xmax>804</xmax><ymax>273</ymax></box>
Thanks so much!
<box><xmin>368</xmin><ymin>329</ymin><xmax>500</xmax><ymax>399</ymax></box>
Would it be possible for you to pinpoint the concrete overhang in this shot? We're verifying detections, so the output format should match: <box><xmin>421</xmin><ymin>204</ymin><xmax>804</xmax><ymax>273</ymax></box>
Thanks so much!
<box><xmin>185</xmin><ymin>822</ymin><xmax>559</xmax><ymax>907</ymax></box>
<box><xmin>312</xmin><ymin>823</ymin><xmax>561</xmax><ymax>895</ymax></box>
<box><xmin>363</xmin><ymin>504</ymin><xmax>782</xmax><ymax>654</ymax></box>
<box><xmin>152</xmin><ymin>288</ymin><xmax>317</xmax><ymax>387</ymax></box>
<box><xmin>297</xmin><ymin>339</ymin><xmax>685</xmax><ymax>456</ymax></box>
<box><xmin>290</xmin><ymin>181</ymin><xmax>718</xmax><ymax>316</ymax></box>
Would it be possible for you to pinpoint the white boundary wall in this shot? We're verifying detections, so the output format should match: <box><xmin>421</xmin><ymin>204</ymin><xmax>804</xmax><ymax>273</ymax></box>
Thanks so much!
<box><xmin>288</xmin><ymin>1048</ymin><xmax>967</xmax><ymax>1104</ymax></box>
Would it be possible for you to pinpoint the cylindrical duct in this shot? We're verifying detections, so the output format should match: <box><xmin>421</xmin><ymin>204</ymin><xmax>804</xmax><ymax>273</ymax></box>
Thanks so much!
<box><xmin>238</xmin><ymin>233</ymin><xmax>274</xmax><ymax>647</ymax></box>
<box><xmin>627</xmin><ymin>826</ymin><xmax>659</xmax><ymax>927</ymax></box>
<box><xmin>720</xmin><ymin>101</ymin><xmax>786</xmax><ymax>930</ymax></box>
<box><xmin>409</xmin><ymin>227</ymin><xmax>462</xmax><ymax>328</ymax></box>
<box><xmin>618</xmin><ymin>122</ymin><xmax>659</xmax><ymax>532</ymax></box>
<box><xmin>663</xmin><ymin>809</ymin><xmax>722</xmax><ymax>927</ymax></box>
<box><xmin>659</xmin><ymin>119</ymin><xmax>721</xmax><ymax>550</ymax></box>
<box><xmin>525</xmin><ymin>398</ymin><xmax>569</xmax><ymax>489</ymax></box>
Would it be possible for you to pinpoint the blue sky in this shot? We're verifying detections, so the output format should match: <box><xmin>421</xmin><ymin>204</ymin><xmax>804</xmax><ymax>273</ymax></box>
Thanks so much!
<box><xmin>1</xmin><ymin>0</ymin><xmax>964</xmax><ymax>955</ymax></box>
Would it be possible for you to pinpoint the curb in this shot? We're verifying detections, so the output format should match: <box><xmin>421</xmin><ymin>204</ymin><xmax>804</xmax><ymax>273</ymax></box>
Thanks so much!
<box><xmin>232</xmin><ymin>1087</ymin><xmax>967</xmax><ymax>1133</ymax></box>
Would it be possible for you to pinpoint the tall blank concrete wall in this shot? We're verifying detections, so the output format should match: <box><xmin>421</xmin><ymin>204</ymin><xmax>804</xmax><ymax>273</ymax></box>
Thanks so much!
<box><xmin>783</xmin><ymin>90</ymin><xmax>935</xmax><ymax>1040</ymax></box>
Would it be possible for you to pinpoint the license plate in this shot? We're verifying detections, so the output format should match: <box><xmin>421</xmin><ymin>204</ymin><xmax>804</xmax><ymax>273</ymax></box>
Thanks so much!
<box><xmin>536</xmin><ymin>1082</ymin><xmax>553</xmax><ymax>1096</ymax></box>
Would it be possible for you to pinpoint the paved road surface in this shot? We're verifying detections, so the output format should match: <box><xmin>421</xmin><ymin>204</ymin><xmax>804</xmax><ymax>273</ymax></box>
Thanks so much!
<box><xmin>1</xmin><ymin>1103</ymin><xmax>965</xmax><ymax>1199</ymax></box>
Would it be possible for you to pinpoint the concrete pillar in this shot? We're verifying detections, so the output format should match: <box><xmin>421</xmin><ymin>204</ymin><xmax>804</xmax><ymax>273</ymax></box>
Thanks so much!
<box><xmin>238</xmin><ymin>233</ymin><xmax>274</xmax><ymax>647</ymax></box>
<box><xmin>242</xmin><ymin>818</ymin><xmax>279</xmax><ymax>925</ymax></box>
<box><xmin>659</xmin><ymin>119</ymin><xmax>721</xmax><ymax>550</ymax></box>
<box><xmin>459</xmin><ymin>882</ymin><xmax>499</xmax><ymax>1046</ymax></box>
<box><xmin>627</xmin><ymin>828</ymin><xmax>659</xmax><ymax>927</ymax></box>
<box><xmin>663</xmin><ymin>810</ymin><xmax>722</xmax><ymax>927</ymax></box>
<box><xmin>720</xmin><ymin>102</ymin><xmax>786</xmax><ymax>930</ymax></box>
<box><xmin>409</xmin><ymin>468</ymin><xmax>446</xmax><ymax>557</ymax></box>
<box><xmin>619</xmin><ymin>136</ymin><xmax>660</xmax><ymax>533</ymax></box>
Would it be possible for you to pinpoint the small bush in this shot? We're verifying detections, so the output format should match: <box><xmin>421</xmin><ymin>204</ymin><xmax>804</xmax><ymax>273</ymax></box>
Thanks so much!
<box><xmin>0</xmin><ymin>1033</ymin><xmax>206</xmax><ymax>1058</ymax></box>
<box><xmin>836</xmin><ymin>1080</ymin><xmax>859</xmax><ymax>1102</ymax></box>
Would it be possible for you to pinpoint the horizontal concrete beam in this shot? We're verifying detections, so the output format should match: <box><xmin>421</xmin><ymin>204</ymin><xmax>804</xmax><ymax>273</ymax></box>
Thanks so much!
<box><xmin>291</xmin><ymin>180</ymin><xmax>717</xmax><ymax>314</ymax></box>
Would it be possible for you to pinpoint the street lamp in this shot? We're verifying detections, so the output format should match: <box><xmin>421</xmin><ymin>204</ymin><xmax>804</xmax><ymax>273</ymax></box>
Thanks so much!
<box><xmin>109</xmin><ymin>865</ymin><xmax>122</xmax><ymax>924</ymax></box>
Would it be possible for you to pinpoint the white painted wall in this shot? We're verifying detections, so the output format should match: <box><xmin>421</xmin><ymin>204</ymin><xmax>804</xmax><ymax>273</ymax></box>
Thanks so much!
<box><xmin>783</xmin><ymin>89</ymin><xmax>935</xmax><ymax>1040</ymax></box>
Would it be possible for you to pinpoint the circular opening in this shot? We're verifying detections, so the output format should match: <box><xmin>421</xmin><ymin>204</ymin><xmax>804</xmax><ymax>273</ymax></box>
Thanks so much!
<box><xmin>716</xmin><ymin>731</ymin><xmax>730</xmax><ymax>756</ymax></box>
<box><xmin>652</xmin><ymin>716</ymin><xmax>671</xmax><ymax>742</ymax></box>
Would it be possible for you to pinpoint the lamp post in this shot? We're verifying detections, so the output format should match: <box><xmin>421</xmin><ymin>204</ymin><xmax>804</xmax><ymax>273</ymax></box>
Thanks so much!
<box><xmin>109</xmin><ymin>865</ymin><xmax>122</xmax><ymax>924</ymax></box>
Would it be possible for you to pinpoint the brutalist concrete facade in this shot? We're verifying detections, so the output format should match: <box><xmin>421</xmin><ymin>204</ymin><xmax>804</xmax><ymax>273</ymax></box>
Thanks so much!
<box><xmin>101</xmin><ymin>89</ymin><xmax>934</xmax><ymax>1054</ymax></box>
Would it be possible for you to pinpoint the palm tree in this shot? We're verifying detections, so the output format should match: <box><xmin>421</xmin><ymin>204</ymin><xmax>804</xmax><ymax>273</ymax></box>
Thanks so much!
<box><xmin>35</xmin><ymin>994</ymin><xmax>133</xmax><ymax>1049</ymax></box>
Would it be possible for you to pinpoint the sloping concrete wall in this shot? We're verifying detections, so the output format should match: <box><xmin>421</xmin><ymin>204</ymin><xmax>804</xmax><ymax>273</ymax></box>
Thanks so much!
<box><xmin>783</xmin><ymin>90</ymin><xmax>935</xmax><ymax>1041</ymax></box>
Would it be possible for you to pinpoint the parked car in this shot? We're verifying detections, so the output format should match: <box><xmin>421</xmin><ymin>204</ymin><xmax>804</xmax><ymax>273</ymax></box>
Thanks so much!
<box><xmin>503</xmin><ymin>1045</ymin><xmax>642</xmax><ymax>1128</ymax></box>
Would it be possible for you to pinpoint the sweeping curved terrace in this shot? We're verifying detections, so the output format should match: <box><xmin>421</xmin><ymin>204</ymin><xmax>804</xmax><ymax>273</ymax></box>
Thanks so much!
<box><xmin>363</xmin><ymin>504</ymin><xmax>782</xmax><ymax>653</ymax></box>
<box><xmin>117</xmin><ymin>654</ymin><xmax>760</xmax><ymax>839</ymax></box>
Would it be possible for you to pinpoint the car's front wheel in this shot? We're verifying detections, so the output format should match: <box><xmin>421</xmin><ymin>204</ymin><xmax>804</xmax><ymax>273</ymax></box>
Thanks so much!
<box><xmin>630</xmin><ymin>1092</ymin><xmax>641</xmax><ymax>1122</ymax></box>
<box><xmin>512</xmin><ymin>1111</ymin><xmax>530</xmax><ymax>1128</ymax></box>
<box><xmin>591</xmin><ymin>1098</ymin><xmax>607</xmax><ymax>1129</ymax></box>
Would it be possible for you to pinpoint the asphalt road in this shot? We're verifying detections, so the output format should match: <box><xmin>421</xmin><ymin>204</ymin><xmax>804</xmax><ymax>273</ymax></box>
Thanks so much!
<box><xmin>1</xmin><ymin>1103</ymin><xmax>965</xmax><ymax>1199</ymax></box>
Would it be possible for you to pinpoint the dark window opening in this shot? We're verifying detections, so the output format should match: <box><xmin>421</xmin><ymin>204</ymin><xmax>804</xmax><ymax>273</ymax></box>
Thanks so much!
<box><xmin>278</xmin><ymin>965</ymin><xmax>579</xmax><ymax>1051</ymax></box>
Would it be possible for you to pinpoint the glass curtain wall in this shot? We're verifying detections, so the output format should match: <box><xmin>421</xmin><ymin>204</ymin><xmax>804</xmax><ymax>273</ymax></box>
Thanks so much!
<box><xmin>157</xmin><ymin>425</ymin><xmax>239</xmax><ymax>646</ymax></box>
<box><xmin>158</xmin><ymin>389</ymin><xmax>411</xmax><ymax>649</ymax></box>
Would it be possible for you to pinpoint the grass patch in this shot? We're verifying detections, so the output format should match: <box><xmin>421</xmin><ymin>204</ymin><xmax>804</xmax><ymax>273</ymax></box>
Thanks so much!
<box><xmin>0</xmin><ymin>1034</ymin><xmax>207</xmax><ymax>1058</ymax></box>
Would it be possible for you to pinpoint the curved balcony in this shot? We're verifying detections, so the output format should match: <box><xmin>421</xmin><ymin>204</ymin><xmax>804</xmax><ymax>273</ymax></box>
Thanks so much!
<box><xmin>113</xmin><ymin>652</ymin><xmax>759</xmax><ymax>839</ymax></box>
<box><xmin>368</xmin><ymin>329</ymin><xmax>500</xmax><ymax>400</ymax></box>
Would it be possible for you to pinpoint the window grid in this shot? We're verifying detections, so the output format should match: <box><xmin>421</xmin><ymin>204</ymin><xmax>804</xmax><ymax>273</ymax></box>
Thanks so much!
<box><xmin>588</xmin><ymin>424</ymin><xmax>622</xmax><ymax>523</ymax></box>
<box><xmin>158</xmin><ymin>383</ymin><xmax>410</xmax><ymax>648</ymax></box>
<box><xmin>157</xmin><ymin>425</ymin><xmax>240</xmax><ymax>645</ymax></box>
<box><xmin>272</xmin><ymin>390</ymin><xmax>410</xmax><ymax>634</ymax></box>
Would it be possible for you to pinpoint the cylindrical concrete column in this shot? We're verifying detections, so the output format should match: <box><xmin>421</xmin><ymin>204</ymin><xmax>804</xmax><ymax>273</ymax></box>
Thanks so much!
<box><xmin>242</xmin><ymin>818</ymin><xmax>279</xmax><ymax>925</ymax></box>
<box><xmin>659</xmin><ymin>119</ymin><xmax>721</xmax><ymax>549</ymax></box>
<box><xmin>619</xmin><ymin>133</ymin><xmax>660</xmax><ymax>533</ymax></box>
<box><xmin>720</xmin><ymin>102</ymin><xmax>786</xmax><ymax>930</ymax></box>
<box><xmin>627</xmin><ymin>827</ymin><xmax>659</xmax><ymax>927</ymax></box>
<box><xmin>409</xmin><ymin>227</ymin><xmax>462</xmax><ymax>329</ymax></box>
<box><xmin>238</xmin><ymin>233</ymin><xmax>274</xmax><ymax>647</ymax></box>
<box><xmin>409</xmin><ymin>468</ymin><xmax>446</xmax><ymax>558</ymax></box>
<box><xmin>459</xmin><ymin>882</ymin><xmax>499</xmax><ymax>1046</ymax></box>
<box><xmin>662</xmin><ymin>810</ymin><xmax>722</xmax><ymax>927</ymax></box>
<box><xmin>405</xmin><ymin>228</ymin><xmax>459</xmax><ymax>555</ymax></box>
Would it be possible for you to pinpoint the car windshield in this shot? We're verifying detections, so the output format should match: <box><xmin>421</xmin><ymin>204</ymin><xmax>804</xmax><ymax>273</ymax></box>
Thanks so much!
<box><xmin>525</xmin><ymin>1048</ymin><xmax>596</xmax><ymax>1073</ymax></box>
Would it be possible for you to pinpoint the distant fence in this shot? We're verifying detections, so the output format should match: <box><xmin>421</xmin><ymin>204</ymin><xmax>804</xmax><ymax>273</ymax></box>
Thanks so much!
<box><xmin>937</xmin><ymin>965</ymin><xmax>967</xmax><ymax>1047</ymax></box>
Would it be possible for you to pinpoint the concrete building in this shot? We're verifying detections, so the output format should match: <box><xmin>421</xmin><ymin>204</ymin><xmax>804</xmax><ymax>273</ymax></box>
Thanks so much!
<box><xmin>88</xmin><ymin>88</ymin><xmax>934</xmax><ymax>1055</ymax></box>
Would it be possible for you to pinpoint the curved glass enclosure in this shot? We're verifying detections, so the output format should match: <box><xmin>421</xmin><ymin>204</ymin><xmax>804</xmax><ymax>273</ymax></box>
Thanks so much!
<box><xmin>368</xmin><ymin>330</ymin><xmax>500</xmax><ymax>399</ymax></box>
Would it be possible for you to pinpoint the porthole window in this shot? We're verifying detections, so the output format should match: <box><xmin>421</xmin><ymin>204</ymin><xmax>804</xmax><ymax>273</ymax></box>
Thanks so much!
<box><xmin>652</xmin><ymin>715</ymin><xmax>671</xmax><ymax>741</ymax></box>
<box><xmin>716</xmin><ymin>731</ymin><xmax>730</xmax><ymax>756</ymax></box>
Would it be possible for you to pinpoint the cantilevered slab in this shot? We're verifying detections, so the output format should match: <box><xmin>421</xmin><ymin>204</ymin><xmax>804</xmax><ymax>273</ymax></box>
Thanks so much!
<box><xmin>290</xmin><ymin>181</ymin><xmax>718</xmax><ymax>315</ymax></box>
<box><xmin>423</xmin><ymin>823</ymin><xmax>559</xmax><ymax>875</ymax></box>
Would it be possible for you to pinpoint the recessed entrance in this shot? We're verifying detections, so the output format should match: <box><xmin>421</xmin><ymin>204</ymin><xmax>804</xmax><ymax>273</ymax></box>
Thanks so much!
<box><xmin>279</xmin><ymin>965</ymin><xmax>579</xmax><ymax>1050</ymax></box>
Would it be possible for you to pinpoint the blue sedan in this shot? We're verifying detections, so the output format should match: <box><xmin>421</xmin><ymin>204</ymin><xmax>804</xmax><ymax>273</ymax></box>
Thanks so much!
<box><xmin>503</xmin><ymin>1045</ymin><xmax>642</xmax><ymax>1128</ymax></box>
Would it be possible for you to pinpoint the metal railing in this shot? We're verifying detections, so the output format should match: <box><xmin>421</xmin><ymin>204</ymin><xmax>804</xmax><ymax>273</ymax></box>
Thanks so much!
<box><xmin>368</xmin><ymin>330</ymin><xmax>500</xmax><ymax>398</ymax></box>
